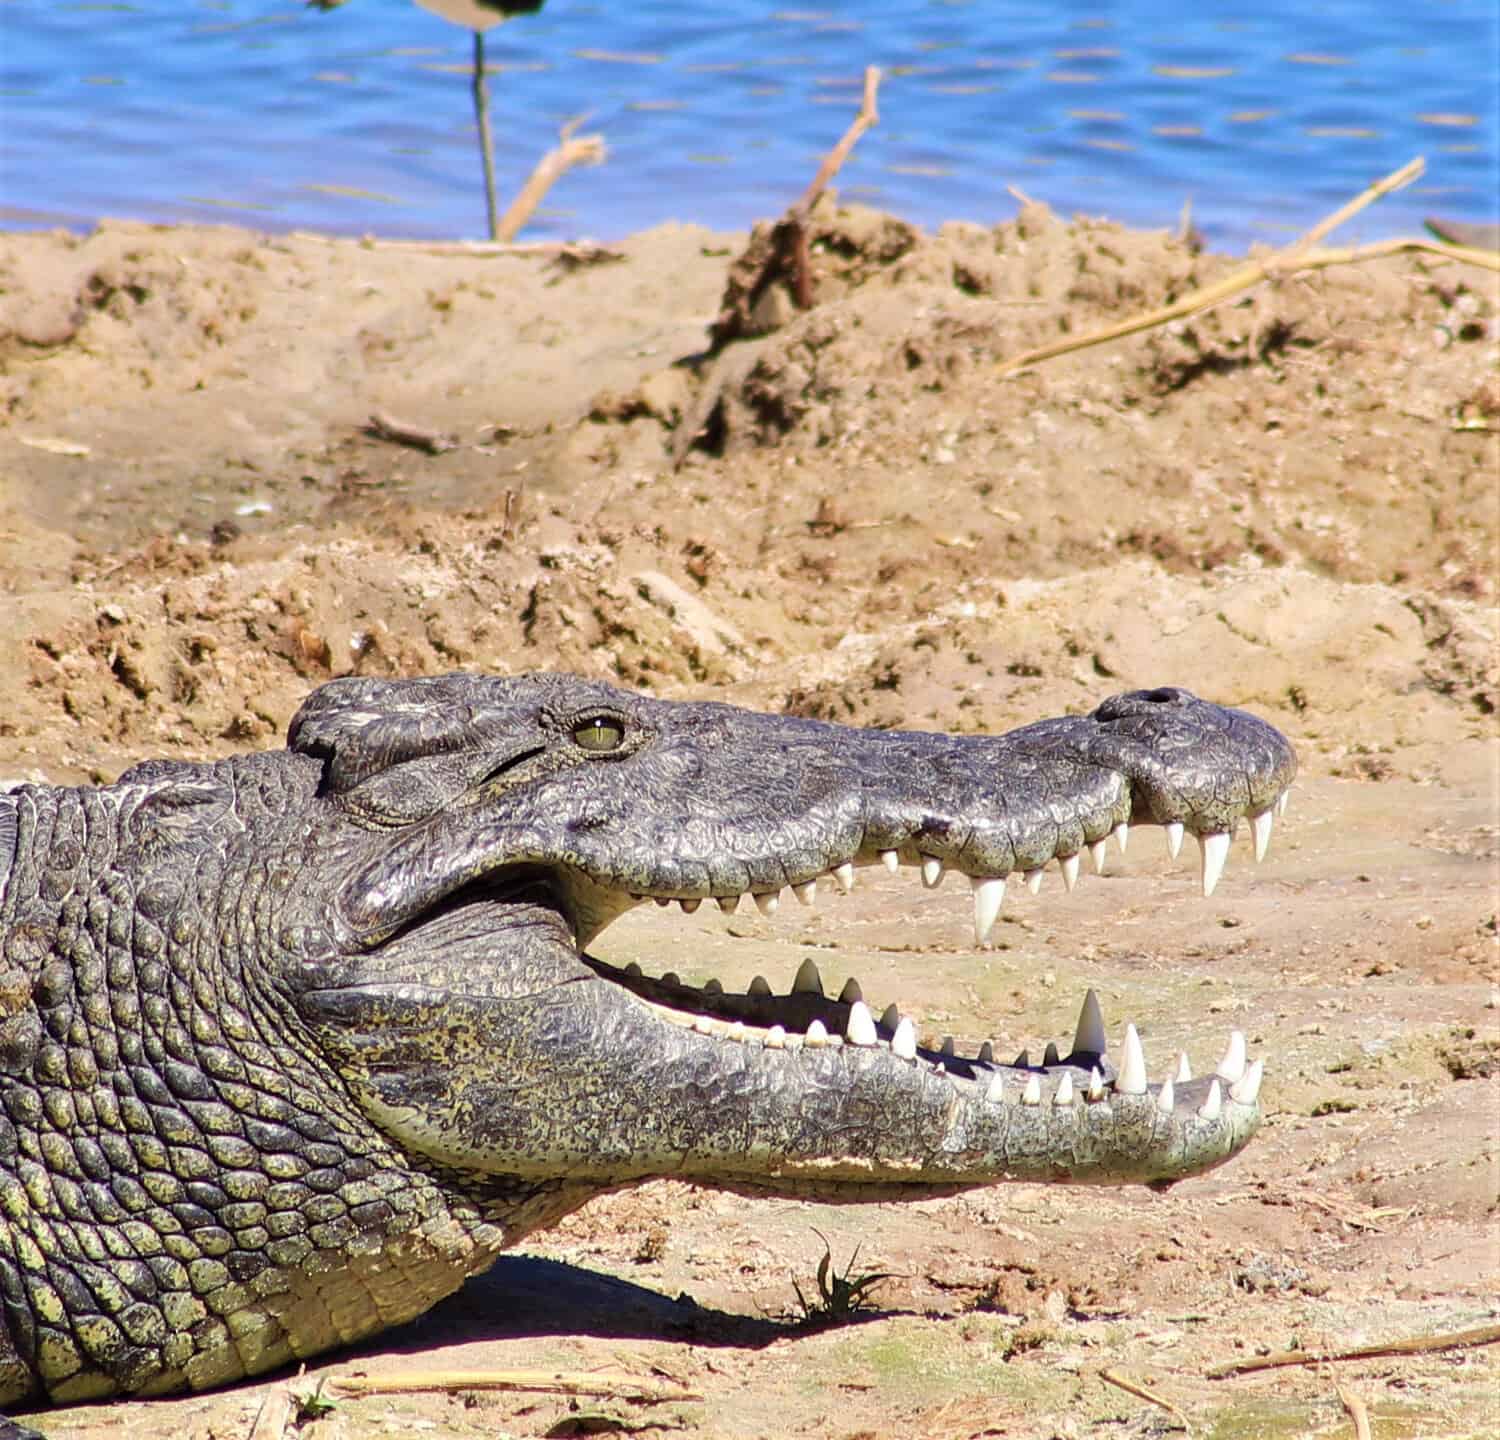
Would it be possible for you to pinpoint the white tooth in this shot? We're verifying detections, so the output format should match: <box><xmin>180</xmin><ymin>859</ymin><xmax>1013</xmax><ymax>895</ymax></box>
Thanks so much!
<box><xmin>1229</xmin><ymin>1058</ymin><xmax>1264</xmax><ymax>1105</ymax></box>
<box><xmin>718</xmin><ymin>895</ymin><xmax>740</xmax><ymax>914</ymax></box>
<box><xmin>879</xmin><ymin>849</ymin><xmax>900</xmax><ymax>873</ymax></box>
<box><xmin>1165</xmin><ymin>820</ymin><xmax>1184</xmax><ymax>859</ymax></box>
<box><xmin>1022</xmin><ymin>1075</ymin><xmax>1042</xmax><ymax>1105</ymax></box>
<box><xmin>1216</xmin><ymin>1030</ymin><xmax>1247</xmax><ymax>1084</ymax></box>
<box><xmin>754</xmin><ymin>891</ymin><xmax>780</xmax><ymax>917</ymax></box>
<box><xmin>704</xmin><ymin>978</ymin><xmax>724</xmax><ymax>996</ymax></box>
<box><xmin>792</xmin><ymin>958</ymin><xmax>823</xmax><ymax>995</ymax></box>
<box><xmin>1073</xmin><ymin>989</ymin><xmax>1107</xmax><ymax>1056</ymax></box>
<box><xmin>1113</xmin><ymin>820</ymin><xmax>1129</xmax><ymax>854</ymax></box>
<box><xmin>1198</xmin><ymin>1077</ymin><xmax>1222</xmax><ymax>1120</ymax></box>
<box><xmin>971</xmin><ymin>875</ymin><xmax>1006</xmax><ymax>945</ymax></box>
<box><xmin>1043</xmin><ymin>1041</ymin><xmax>1060</xmax><ymax>1067</ymax></box>
<box><xmin>1118</xmin><ymin>1024</ymin><xmax>1148</xmax><ymax>1094</ymax></box>
<box><xmin>765</xmin><ymin>1025</ymin><xmax>786</xmax><ymax>1048</ymax></box>
<box><xmin>920</xmin><ymin>855</ymin><xmax>945</xmax><ymax>888</ymax></box>
<box><xmin>680</xmin><ymin>897</ymin><xmax>701</xmax><ymax>914</ymax></box>
<box><xmin>693</xmin><ymin>1016</ymin><xmax>713</xmax><ymax>1034</ymax></box>
<box><xmin>940</xmin><ymin>1036</ymin><xmax>955</xmax><ymax>1057</ymax></box>
<box><xmin>792</xmin><ymin>880</ymin><xmax>817</xmax><ymax>906</ymax></box>
<box><xmin>1089</xmin><ymin>838</ymin><xmax>1107</xmax><ymax>874</ymax></box>
<box><xmin>1175</xmin><ymin>1052</ymin><xmax>1192</xmax><ymax>1083</ymax></box>
<box><xmin>846</xmin><ymin>1001</ymin><xmax>878</xmax><ymax>1046</ymax></box>
<box><xmin>728</xmin><ymin>1021</ymin><xmax>747</xmax><ymax>1042</ymax></box>
<box><xmin>880</xmin><ymin>1003</ymin><xmax>901</xmax><ymax>1030</ymax></box>
<box><xmin>977</xmin><ymin>1041</ymin><xmax>994</xmax><ymax>1064</ymax></box>
<box><xmin>624</xmin><ymin>962</ymin><xmax>643</xmax><ymax>977</ymax></box>
<box><xmin>832</xmin><ymin>862</ymin><xmax>855</xmax><ymax>894</ymax></box>
<box><xmin>805</xmin><ymin>1019</ymin><xmax>829</xmax><ymax>1047</ymax></box>
<box><xmin>1060</xmin><ymin>853</ymin><xmax>1080</xmax><ymax>891</ymax></box>
<box><xmin>892</xmin><ymin>1017</ymin><xmax>918</xmax><ymax>1060</ymax></box>
<box><xmin>1087</xmin><ymin>1067</ymin><xmax>1105</xmax><ymax>1101</ymax></box>
<box><xmin>1250</xmin><ymin>808</ymin><xmax>1273</xmax><ymax>863</ymax></box>
<box><xmin>1156</xmin><ymin>1077</ymin><xmax>1175</xmax><ymax>1114</ymax></box>
<box><xmin>1054</xmin><ymin>1073</ymin><xmax>1074</xmax><ymax>1106</ymax></box>
<box><xmin>661</xmin><ymin>972</ymin><xmax>680</xmax><ymax>988</ymax></box>
<box><xmin>1199</xmin><ymin>830</ymin><xmax>1230</xmax><ymax>897</ymax></box>
<box><xmin>985</xmin><ymin>1072</ymin><xmax>1005</xmax><ymax>1103</ymax></box>
<box><xmin>748</xmin><ymin>975</ymin><xmax>772</xmax><ymax>998</ymax></box>
<box><xmin>1276</xmin><ymin>790</ymin><xmax>1289</xmax><ymax>818</ymax></box>
<box><xmin>1024</xmin><ymin>868</ymin><xmax>1043</xmax><ymax>895</ymax></box>
<box><xmin>838</xmin><ymin>978</ymin><xmax>863</xmax><ymax>1004</ymax></box>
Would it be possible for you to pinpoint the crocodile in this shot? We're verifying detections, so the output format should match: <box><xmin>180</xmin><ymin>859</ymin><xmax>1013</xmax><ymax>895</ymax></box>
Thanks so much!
<box><xmin>0</xmin><ymin>674</ymin><xmax>1295</xmax><ymax>1408</ymax></box>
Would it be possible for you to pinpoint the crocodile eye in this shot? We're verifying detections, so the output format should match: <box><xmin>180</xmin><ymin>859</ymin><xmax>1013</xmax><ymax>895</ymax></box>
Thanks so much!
<box><xmin>573</xmin><ymin>716</ymin><xmax>626</xmax><ymax>752</ymax></box>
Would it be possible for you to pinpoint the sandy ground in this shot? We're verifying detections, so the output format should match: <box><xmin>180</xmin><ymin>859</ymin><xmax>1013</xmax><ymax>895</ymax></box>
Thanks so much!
<box><xmin>1</xmin><ymin>199</ymin><xmax>1497</xmax><ymax>1439</ymax></box>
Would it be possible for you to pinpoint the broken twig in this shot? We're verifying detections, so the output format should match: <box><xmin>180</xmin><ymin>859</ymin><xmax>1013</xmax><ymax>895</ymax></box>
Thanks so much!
<box><xmin>365</xmin><ymin>411</ymin><xmax>458</xmax><ymax>455</ymax></box>
<box><xmin>495</xmin><ymin>116</ymin><xmax>607</xmax><ymax>244</ymax></box>
<box><xmin>329</xmin><ymin>1367</ymin><xmax>701</xmax><ymax>1403</ymax></box>
<box><xmin>1337</xmin><ymin>1384</ymin><xmax>1373</xmax><ymax>1440</ymax></box>
<box><xmin>1099</xmin><ymin>1367</ymin><xmax>1188</xmax><ymax>1428</ymax></box>
<box><xmin>1208</xmin><ymin>1321</ymin><xmax>1500</xmax><ymax>1378</ymax></box>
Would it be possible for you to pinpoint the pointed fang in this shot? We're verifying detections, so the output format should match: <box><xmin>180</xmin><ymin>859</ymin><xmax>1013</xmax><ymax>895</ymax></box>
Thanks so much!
<box><xmin>1014</xmin><ymin>1049</ymin><xmax>1031</xmax><ymax>1069</ymax></box>
<box><xmin>921</xmin><ymin>855</ymin><xmax>945</xmax><ymax>888</ymax></box>
<box><xmin>1113</xmin><ymin>821</ymin><xmax>1129</xmax><ymax>854</ymax></box>
<box><xmin>1165</xmin><ymin>821</ymin><xmax>1184</xmax><ymax>859</ymax></box>
<box><xmin>792</xmin><ymin>958</ymin><xmax>823</xmax><ymax>996</ymax></box>
<box><xmin>880</xmin><ymin>849</ymin><xmax>900</xmax><ymax>873</ymax></box>
<box><xmin>792</xmin><ymin>880</ymin><xmax>817</xmax><ymax>906</ymax></box>
<box><xmin>1118</xmin><ymin>1024</ymin><xmax>1148</xmax><ymax>1095</ymax></box>
<box><xmin>1043</xmin><ymin>1041</ymin><xmax>1060</xmax><ymax>1067</ymax></box>
<box><xmin>1060</xmin><ymin>852</ymin><xmax>1080</xmax><ymax>891</ymax></box>
<box><xmin>832</xmin><ymin>862</ymin><xmax>855</xmax><ymax>894</ymax></box>
<box><xmin>972</xmin><ymin>875</ymin><xmax>1006</xmax><ymax>945</ymax></box>
<box><xmin>1024</xmin><ymin>869</ymin><xmax>1043</xmax><ymax>895</ymax></box>
<box><xmin>1054</xmin><ymin>1073</ymin><xmax>1074</xmax><ymax>1106</ymax></box>
<box><xmin>892</xmin><ymin>1017</ymin><xmax>918</xmax><ymax>1061</ymax></box>
<box><xmin>846</xmin><ymin>1001</ymin><xmax>878</xmax><ymax>1046</ymax></box>
<box><xmin>880</xmin><ymin>1003</ymin><xmax>901</xmax><ymax>1031</ymax></box>
<box><xmin>765</xmin><ymin>1025</ymin><xmax>786</xmax><ymax>1049</ymax></box>
<box><xmin>977</xmin><ymin>1040</ymin><xmax>994</xmax><ymax>1064</ymax></box>
<box><xmin>985</xmin><ymin>1072</ymin><xmax>1004</xmax><ymax>1103</ymax></box>
<box><xmin>838</xmin><ymin>977</ymin><xmax>863</xmax><ymax>1004</ymax></box>
<box><xmin>1250</xmin><ymin>808</ymin><xmax>1274</xmax><ymax>863</ymax></box>
<box><xmin>1216</xmin><ymin>1030</ymin><xmax>1247</xmax><ymax>1085</ymax></box>
<box><xmin>1089</xmin><ymin>838</ymin><xmax>1108</xmax><ymax>874</ymax></box>
<box><xmin>754</xmin><ymin>891</ymin><xmax>780</xmax><ymax>917</ymax></box>
<box><xmin>1276</xmin><ymin>790</ymin><xmax>1289</xmax><ymax>818</ymax></box>
<box><xmin>1198</xmin><ymin>1078</ymin><xmax>1223</xmax><ymax>1121</ymax></box>
<box><xmin>805</xmin><ymin>1019</ymin><xmax>829</xmax><ymax>1047</ymax></box>
<box><xmin>1229</xmin><ymin>1058</ymin><xmax>1264</xmax><ymax>1106</ymax></box>
<box><xmin>1087</xmin><ymin>1067</ymin><xmax>1105</xmax><ymax>1102</ymax></box>
<box><xmin>1022</xmin><ymin>1075</ymin><xmax>1042</xmax><ymax>1106</ymax></box>
<box><xmin>1199</xmin><ymin>830</ymin><xmax>1231</xmax><ymax>897</ymax></box>
<box><xmin>1073</xmin><ymin>989</ymin><xmax>1107</xmax><ymax>1057</ymax></box>
<box><xmin>1156</xmin><ymin>1077</ymin><xmax>1175</xmax><ymax>1114</ymax></box>
<box><xmin>940</xmin><ymin>1036</ymin><xmax>955</xmax><ymax>1057</ymax></box>
<box><xmin>1175</xmin><ymin>1052</ymin><xmax>1192</xmax><ymax>1083</ymax></box>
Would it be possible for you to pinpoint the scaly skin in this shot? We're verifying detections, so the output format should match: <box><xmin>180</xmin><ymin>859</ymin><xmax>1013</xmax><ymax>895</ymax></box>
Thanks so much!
<box><xmin>0</xmin><ymin>676</ymin><xmax>1295</xmax><ymax>1406</ymax></box>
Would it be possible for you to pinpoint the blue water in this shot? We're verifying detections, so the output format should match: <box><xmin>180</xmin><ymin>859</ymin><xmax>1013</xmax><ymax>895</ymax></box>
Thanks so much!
<box><xmin>1</xmin><ymin>1</ymin><xmax>1496</xmax><ymax>252</ymax></box>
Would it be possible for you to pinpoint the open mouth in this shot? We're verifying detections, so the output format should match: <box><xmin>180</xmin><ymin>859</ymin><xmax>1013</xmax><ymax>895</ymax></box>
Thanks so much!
<box><xmin>570</xmin><ymin>830</ymin><xmax>1267</xmax><ymax>1121</ymax></box>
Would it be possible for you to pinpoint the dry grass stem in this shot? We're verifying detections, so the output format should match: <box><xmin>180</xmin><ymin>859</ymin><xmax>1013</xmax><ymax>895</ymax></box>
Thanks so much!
<box><xmin>996</xmin><ymin>155</ymin><xmax>1499</xmax><ymax>378</ymax></box>
<box><xmin>1208</xmin><ymin>1322</ymin><xmax>1500</xmax><ymax>1378</ymax></box>
<box><xmin>329</xmin><ymin>1367</ymin><xmax>701</xmax><ymax>1402</ymax></box>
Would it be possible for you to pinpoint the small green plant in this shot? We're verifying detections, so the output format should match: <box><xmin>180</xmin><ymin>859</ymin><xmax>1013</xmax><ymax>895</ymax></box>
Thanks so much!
<box><xmin>790</xmin><ymin>1229</ymin><xmax>897</xmax><ymax>1326</ymax></box>
<box><xmin>292</xmin><ymin>1377</ymin><xmax>338</xmax><ymax>1424</ymax></box>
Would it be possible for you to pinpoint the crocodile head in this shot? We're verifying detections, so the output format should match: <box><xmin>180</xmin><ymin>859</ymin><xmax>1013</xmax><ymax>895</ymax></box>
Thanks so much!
<box><xmin>283</xmin><ymin>673</ymin><xmax>1294</xmax><ymax>1198</ymax></box>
